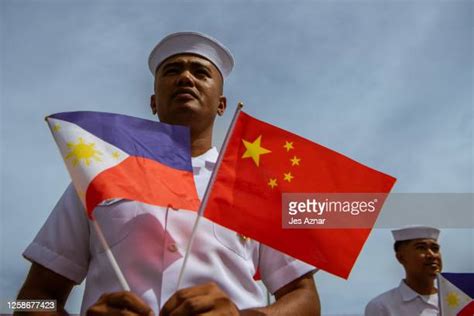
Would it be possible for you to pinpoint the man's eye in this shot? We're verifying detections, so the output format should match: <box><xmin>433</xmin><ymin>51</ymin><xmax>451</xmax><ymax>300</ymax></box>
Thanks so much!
<box><xmin>196</xmin><ymin>69</ymin><xmax>210</xmax><ymax>77</ymax></box>
<box><xmin>164</xmin><ymin>68</ymin><xmax>178</xmax><ymax>75</ymax></box>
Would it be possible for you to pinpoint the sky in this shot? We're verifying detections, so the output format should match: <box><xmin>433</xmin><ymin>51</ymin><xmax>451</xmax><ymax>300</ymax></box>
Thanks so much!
<box><xmin>1</xmin><ymin>0</ymin><xmax>473</xmax><ymax>315</ymax></box>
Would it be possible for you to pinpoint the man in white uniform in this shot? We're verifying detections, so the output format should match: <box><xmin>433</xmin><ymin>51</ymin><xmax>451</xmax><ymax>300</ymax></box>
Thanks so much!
<box><xmin>365</xmin><ymin>226</ymin><xmax>442</xmax><ymax>316</ymax></box>
<box><xmin>17</xmin><ymin>32</ymin><xmax>320</xmax><ymax>315</ymax></box>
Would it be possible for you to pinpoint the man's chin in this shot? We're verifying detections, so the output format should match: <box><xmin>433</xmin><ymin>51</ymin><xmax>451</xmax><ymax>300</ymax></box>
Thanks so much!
<box><xmin>160</xmin><ymin>109</ymin><xmax>197</xmax><ymax>127</ymax></box>
<box><xmin>174</xmin><ymin>102</ymin><xmax>201</xmax><ymax>115</ymax></box>
<box><xmin>171</xmin><ymin>97</ymin><xmax>199</xmax><ymax>108</ymax></box>
<box><xmin>425</xmin><ymin>266</ymin><xmax>441</xmax><ymax>278</ymax></box>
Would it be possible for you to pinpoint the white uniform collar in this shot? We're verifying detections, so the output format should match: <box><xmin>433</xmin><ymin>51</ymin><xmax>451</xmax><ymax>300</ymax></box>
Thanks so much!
<box><xmin>192</xmin><ymin>147</ymin><xmax>218</xmax><ymax>174</ymax></box>
<box><xmin>398</xmin><ymin>280</ymin><xmax>438</xmax><ymax>307</ymax></box>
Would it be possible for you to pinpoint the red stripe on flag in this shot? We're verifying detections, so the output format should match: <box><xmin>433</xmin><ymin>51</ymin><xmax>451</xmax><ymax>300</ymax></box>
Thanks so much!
<box><xmin>85</xmin><ymin>156</ymin><xmax>200</xmax><ymax>218</ymax></box>
<box><xmin>458</xmin><ymin>301</ymin><xmax>474</xmax><ymax>316</ymax></box>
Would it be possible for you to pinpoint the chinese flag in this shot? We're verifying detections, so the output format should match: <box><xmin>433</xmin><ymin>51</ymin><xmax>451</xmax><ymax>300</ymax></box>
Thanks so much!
<box><xmin>204</xmin><ymin>111</ymin><xmax>396</xmax><ymax>279</ymax></box>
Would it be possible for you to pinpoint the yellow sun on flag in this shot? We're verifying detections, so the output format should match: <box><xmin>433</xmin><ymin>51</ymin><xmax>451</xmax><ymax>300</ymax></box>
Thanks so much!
<box><xmin>446</xmin><ymin>291</ymin><xmax>460</xmax><ymax>308</ymax></box>
<box><xmin>65</xmin><ymin>137</ymin><xmax>103</xmax><ymax>167</ymax></box>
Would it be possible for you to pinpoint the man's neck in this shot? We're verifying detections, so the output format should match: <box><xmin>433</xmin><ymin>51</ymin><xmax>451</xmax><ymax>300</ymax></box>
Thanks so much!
<box><xmin>190</xmin><ymin>129</ymin><xmax>213</xmax><ymax>157</ymax></box>
<box><xmin>404</xmin><ymin>277</ymin><xmax>437</xmax><ymax>295</ymax></box>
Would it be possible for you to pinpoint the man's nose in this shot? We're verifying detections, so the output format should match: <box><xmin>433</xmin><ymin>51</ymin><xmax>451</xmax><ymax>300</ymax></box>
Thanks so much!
<box><xmin>176</xmin><ymin>70</ymin><xmax>194</xmax><ymax>86</ymax></box>
<box><xmin>426</xmin><ymin>248</ymin><xmax>438</xmax><ymax>258</ymax></box>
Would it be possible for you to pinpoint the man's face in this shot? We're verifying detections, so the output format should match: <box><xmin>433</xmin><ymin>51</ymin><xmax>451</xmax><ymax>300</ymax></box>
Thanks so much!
<box><xmin>151</xmin><ymin>54</ymin><xmax>226</xmax><ymax>132</ymax></box>
<box><xmin>396</xmin><ymin>238</ymin><xmax>442</xmax><ymax>280</ymax></box>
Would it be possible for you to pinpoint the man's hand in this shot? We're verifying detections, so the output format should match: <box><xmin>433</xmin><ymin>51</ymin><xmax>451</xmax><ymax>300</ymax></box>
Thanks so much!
<box><xmin>86</xmin><ymin>291</ymin><xmax>154</xmax><ymax>316</ymax></box>
<box><xmin>160</xmin><ymin>282</ymin><xmax>239</xmax><ymax>316</ymax></box>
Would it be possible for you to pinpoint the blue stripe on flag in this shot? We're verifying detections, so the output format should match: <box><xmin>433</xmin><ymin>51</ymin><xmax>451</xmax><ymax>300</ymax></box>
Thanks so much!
<box><xmin>442</xmin><ymin>273</ymin><xmax>474</xmax><ymax>298</ymax></box>
<box><xmin>49</xmin><ymin>111</ymin><xmax>193</xmax><ymax>172</ymax></box>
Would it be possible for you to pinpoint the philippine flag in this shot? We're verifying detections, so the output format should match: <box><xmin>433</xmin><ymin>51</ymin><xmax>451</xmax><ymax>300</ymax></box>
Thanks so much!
<box><xmin>46</xmin><ymin>111</ymin><xmax>200</xmax><ymax>218</ymax></box>
<box><xmin>438</xmin><ymin>273</ymin><xmax>474</xmax><ymax>316</ymax></box>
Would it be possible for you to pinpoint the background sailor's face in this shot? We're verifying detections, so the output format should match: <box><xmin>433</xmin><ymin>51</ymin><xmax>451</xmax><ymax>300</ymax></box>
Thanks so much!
<box><xmin>396</xmin><ymin>238</ymin><xmax>442</xmax><ymax>279</ymax></box>
<box><xmin>151</xmin><ymin>54</ymin><xmax>226</xmax><ymax>132</ymax></box>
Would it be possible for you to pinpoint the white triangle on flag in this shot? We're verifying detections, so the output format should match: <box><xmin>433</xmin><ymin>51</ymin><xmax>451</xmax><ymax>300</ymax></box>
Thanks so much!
<box><xmin>438</xmin><ymin>274</ymin><xmax>472</xmax><ymax>316</ymax></box>
<box><xmin>47</xmin><ymin>117</ymin><xmax>129</xmax><ymax>205</ymax></box>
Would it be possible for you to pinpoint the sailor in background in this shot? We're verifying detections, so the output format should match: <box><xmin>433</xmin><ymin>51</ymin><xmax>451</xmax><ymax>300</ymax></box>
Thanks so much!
<box><xmin>365</xmin><ymin>226</ymin><xmax>442</xmax><ymax>316</ymax></box>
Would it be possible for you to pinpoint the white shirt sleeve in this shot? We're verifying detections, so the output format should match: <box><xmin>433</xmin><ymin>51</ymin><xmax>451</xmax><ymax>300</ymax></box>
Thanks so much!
<box><xmin>259</xmin><ymin>243</ymin><xmax>316</xmax><ymax>294</ymax></box>
<box><xmin>23</xmin><ymin>183</ymin><xmax>90</xmax><ymax>284</ymax></box>
<box><xmin>365</xmin><ymin>298</ymin><xmax>388</xmax><ymax>316</ymax></box>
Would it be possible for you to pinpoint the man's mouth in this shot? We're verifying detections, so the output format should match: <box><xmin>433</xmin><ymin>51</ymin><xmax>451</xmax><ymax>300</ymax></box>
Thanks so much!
<box><xmin>173</xmin><ymin>89</ymin><xmax>198</xmax><ymax>100</ymax></box>
<box><xmin>425</xmin><ymin>262</ymin><xmax>440</xmax><ymax>270</ymax></box>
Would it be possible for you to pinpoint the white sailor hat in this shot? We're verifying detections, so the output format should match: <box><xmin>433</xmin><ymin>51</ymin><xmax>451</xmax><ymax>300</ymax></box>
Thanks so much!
<box><xmin>148</xmin><ymin>31</ymin><xmax>234</xmax><ymax>79</ymax></box>
<box><xmin>392</xmin><ymin>225</ymin><xmax>440</xmax><ymax>242</ymax></box>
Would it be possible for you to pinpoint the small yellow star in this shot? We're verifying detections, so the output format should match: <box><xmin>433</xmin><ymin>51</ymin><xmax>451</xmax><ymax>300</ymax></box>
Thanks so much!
<box><xmin>283</xmin><ymin>141</ymin><xmax>294</xmax><ymax>152</ymax></box>
<box><xmin>268</xmin><ymin>178</ymin><xmax>278</xmax><ymax>189</ymax></box>
<box><xmin>241</xmin><ymin>135</ymin><xmax>271</xmax><ymax>166</ymax></box>
<box><xmin>112</xmin><ymin>151</ymin><xmax>120</xmax><ymax>159</ymax></box>
<box><xmin>53</xmin><ymin>124</ymin><xmax>61</xmax><ymax>132</ymax></box>
<box><xmin>290</xmin><ymin>156</ymin><xmax>301</xmax><ymax>166</ymax></box>
<box><xmin>283</xmin><ymin>172</ymin><xmax>294</xmax><ymax>182</ymax></box>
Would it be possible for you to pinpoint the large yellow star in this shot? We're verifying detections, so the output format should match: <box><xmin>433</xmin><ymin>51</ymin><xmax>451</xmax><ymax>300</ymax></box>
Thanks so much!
<box><xmin>283</xmin><ymin>172</ymin><xmax>294</xmax><ymax>182</ymax></box>
<box><xmin>241</xmin><ymin>135</ymin><xmax>271</xmax><ymax>166</ymax></box>
<box><xmin>268</xmin><ymin>178</ymin><xmax>278</xmax><ymax>189</ymax></box>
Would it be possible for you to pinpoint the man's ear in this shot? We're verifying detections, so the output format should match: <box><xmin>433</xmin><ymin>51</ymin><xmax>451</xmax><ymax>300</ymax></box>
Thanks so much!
<box><xmin>396</xmin><ymin>251</ymin><xmax>405</xmax><ymax>264</ymax></box>
<box><xmin>217</xmin><ymin>96</ymin><xmax>227</xmax><ymax>116</ymax></box>
<box><xmin>150</xmin><ymin>95</ymin><xmax>157</xmax><ymax>115</ymax></box>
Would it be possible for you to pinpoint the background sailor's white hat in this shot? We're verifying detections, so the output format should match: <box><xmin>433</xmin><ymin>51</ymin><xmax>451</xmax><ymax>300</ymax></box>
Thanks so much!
<box><xmin>392</xmin><ymin>225</ymin><xmax>440</xmax><ymax>242</ymax></box>
<box><xmin>148</xmin><ymin>31</ymin><xmax>234</xmax><ymax>79</ymax></box>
